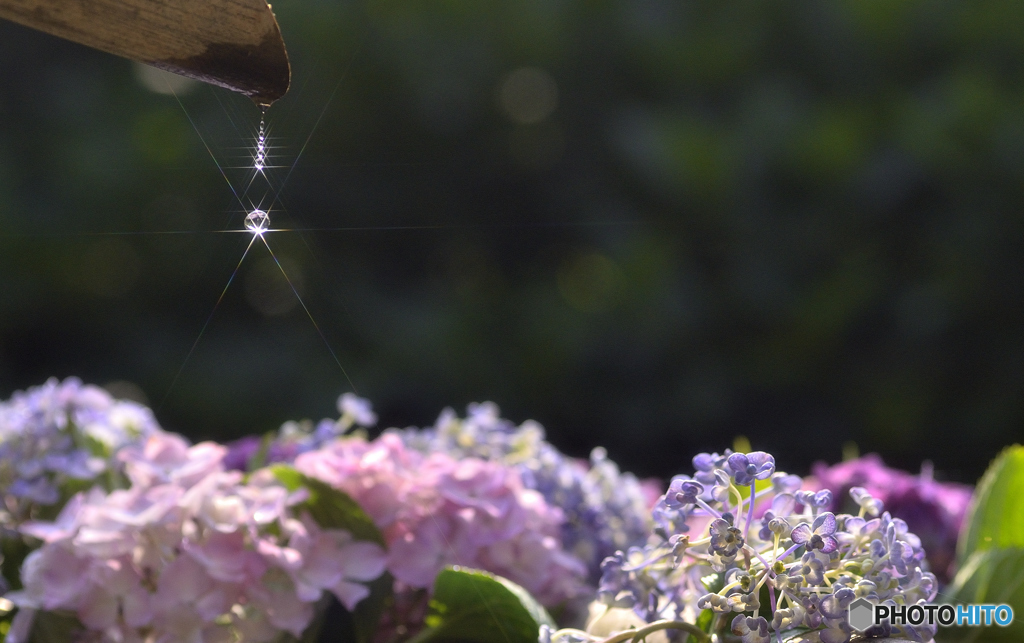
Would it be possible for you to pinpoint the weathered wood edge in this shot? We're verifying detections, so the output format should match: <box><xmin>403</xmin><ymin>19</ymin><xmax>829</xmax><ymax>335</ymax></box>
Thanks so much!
<box><xmin>0</xmin><ymin>0</ymin><xmax>290</xmax><ymax>105</ymax></box>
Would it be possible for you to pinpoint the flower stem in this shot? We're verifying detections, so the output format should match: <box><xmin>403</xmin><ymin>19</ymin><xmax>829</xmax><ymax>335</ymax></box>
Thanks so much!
<box><xmin>745</xmin><ymin>481</ymin><xmax>756</xmax><ymax>540</ymax></box>
<box><xmin>696</xmin><ymin>498</ymin><xmax>723</xmax><ymax>521</ymax></box>
<box><xmin>595</xmin><ymin>620</ymin><xmax>711</xmax><ymax>643</ymax></box>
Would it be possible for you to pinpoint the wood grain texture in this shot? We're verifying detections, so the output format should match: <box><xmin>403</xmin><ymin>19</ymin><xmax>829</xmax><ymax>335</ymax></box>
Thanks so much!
<box><xmin>0</xmin><ymin>0</ymin><xmax>290</xmax><ymax>104</ymax></box>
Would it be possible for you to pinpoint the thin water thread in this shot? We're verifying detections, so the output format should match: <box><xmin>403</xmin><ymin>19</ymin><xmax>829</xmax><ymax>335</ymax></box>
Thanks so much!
<box><xmin>160</xmin><ymin>85</ymin><xmax>359</xmax><ymax>405</ymax></box>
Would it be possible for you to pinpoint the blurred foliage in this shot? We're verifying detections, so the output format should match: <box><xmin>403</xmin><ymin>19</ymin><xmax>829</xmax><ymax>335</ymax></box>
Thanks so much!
<box><xmin>1</xmin><ymin>0</ymin><xmax>1023</xmax><ymax>483</ymax></box>
<box><xmin>948</xmin><ymin>445</ymin><xmax>1024</xmax><ymax>641</ymax></box>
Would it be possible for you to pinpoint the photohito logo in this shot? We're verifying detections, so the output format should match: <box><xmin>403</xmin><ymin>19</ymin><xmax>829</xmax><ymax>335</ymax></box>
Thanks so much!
<box><xmin>847</xmin><ymin>597</ymin><xmax>1014</xmax><ymax>632</ymax></box>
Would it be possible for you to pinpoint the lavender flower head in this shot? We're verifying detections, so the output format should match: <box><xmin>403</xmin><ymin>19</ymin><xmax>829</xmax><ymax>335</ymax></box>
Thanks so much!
<box><xmin>809</xmin><ymin>454</ymin><xmax>973</xmax><ymax>583</ymax></box>
<box><xmin>545</xmin><ymin>448</ymin><xmax>938</xmax><ymax>643</ymax></box>
<box><xmin>6</xmin><ymin>432</ymin><xmax>387</xmax><ymax>643</ymax></box>
<box><xmin>396</xmin><ymin>402</ymin><xmax>654</xmax><ymax>583</ymax></box>
<box><xmin>0</xmin><ymin>378</ymin><xmax>161</xmax><ymax>521</ymax></box>
<box><xmin>223</xmin><ymin>392</ymin><xmax>379</xmax><ymax>471</ymax></box>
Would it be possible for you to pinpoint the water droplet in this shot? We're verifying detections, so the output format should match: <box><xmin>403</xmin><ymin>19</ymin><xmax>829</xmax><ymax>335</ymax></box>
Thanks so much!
<box><xmin>245</xmin><ymin>209</ymin><xmax>270</xmax><ymax>234</ymax></box>
<box><xmin>255</xmin><ymin>118</ymin><xmax>267</xmax><ymax>171</ymax></box>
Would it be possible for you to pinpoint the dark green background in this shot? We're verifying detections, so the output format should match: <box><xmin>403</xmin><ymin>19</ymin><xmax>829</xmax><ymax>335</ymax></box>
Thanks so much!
<box><xmin>1</xmin><ymin>1</ymin><xmax>1021</xmax><ymax>484</ymax></box>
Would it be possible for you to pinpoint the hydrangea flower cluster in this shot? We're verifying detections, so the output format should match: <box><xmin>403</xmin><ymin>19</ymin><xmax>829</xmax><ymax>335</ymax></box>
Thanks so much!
<box><xmin>0</xmin><ymin>378</ymin><xmax>160</xmax><ymax>518</ymax></box>
<box><xmin>7</xmin><ymin>432</ymin><xmax>386</xmax><ymax>643</ymax></box>
<box><xmin>294</xmin><ymin>432</ymin><xmax>587</xmax><ymax>606</ymax></box>
<box><xmin>1</xmin><ymin>379</ymin><xmax>967</xmax><ymax>643</ymax></box>
<box><xmin>809</xmin><ymin>454</ymin><xmax>973</xmax><ymax>583</ymax></box>
<box><xmin>399</xmin><ymin>402</ymin><xmax>655</xmax><ymax>582</ymax></box>
<box><xmin>223</xmin><ymin>393</ymin><xmax>378</xmax><ymax>471</ymax></box>
<box><xmin>550</xmin><ymin>449</ymin><xmax>937</xmax><ymax>643</ymax></box>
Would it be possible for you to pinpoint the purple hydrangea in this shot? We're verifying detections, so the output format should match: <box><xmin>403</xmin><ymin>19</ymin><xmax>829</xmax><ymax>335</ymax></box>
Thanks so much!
<box><xmin>664</xmin><ymin>478</ymin><xmax>703</xmax><ymax>510</ymax></box>
<box><xmin>727</xmin><ymin>451</ymin><xmax>776</xmax><ymax>486</ymax></box>
<box><xmin>790</xmin><ymin>512</ymin><xmax>838</xmax><ymax>553</ymax></box>
<box><xmin>223</xmin><ymin>392</ymin><xmax>379</xmax><ymax>471</ymax></box>
<box><xmin>548</xmin><ymin>448</ymin><xmax>938</xmax><ymax>643</ymax></box>
<box><xmin>732</xmin><ymin>614</ymin><xmax>770</xmax><ymax>643</ymax></box>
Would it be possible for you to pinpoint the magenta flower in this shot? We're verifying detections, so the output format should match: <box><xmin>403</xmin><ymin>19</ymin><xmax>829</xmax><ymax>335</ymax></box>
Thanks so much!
<box><xmin>222</xmin><ymin>435</ymin><xmax>262</xmax><ymax>471</ymax></box>
<box><xmin>809</xmin><ymin>454</ymin><xmax>973</xmax><ymax>582</ymax></box>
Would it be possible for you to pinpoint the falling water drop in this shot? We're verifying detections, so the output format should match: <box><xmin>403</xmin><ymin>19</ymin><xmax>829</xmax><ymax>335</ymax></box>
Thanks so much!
<box><xmin>255</xmin><ymin>118</ymin><xmax>267</xmax><ymax>171</ymax></box>
<box><xmin>245</xmin><ymin>209</ymin><xmax>270</xmax><ymax>234</ymax></box>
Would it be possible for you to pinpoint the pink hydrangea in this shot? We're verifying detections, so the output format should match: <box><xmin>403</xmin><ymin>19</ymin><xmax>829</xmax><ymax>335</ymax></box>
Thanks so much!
<box><xmin>294</xmin><ymin>433</ymin><xmax>586</xmax><ymax>605</ymax></box>
<box><xmin>9</xmin><ymin>432</ymin><xmax>387</xmax><ymax>643</ymax></box>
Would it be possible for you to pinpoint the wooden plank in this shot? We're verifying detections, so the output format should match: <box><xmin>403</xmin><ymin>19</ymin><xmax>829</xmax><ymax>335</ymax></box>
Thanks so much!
<box><xmin>0</xmin><ymin>0</ymin><xmax>290</xmax><ymax>105</ymax></box>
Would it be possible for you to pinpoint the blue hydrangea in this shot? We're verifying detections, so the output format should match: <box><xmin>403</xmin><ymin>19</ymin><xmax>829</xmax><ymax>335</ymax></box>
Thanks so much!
<box><xmin>0</xmin><ymin>378</ymin><xmax>161</xmax><ymax>522</ymax></box>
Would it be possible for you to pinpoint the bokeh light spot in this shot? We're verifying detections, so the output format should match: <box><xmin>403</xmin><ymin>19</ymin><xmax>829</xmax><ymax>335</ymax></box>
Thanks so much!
<box><xmin>498</xmin><ymin>67</ymin><xmax>559</xmax><ymax>124</ymax></box>
<box><xmin>132</xmin><ymin>108</ymin><xmax>189</xmax><ymax>163</ymax></box>
<box><xmin>71</xmin><ymin>238</ymin><xmax>142</xmax><ymax>298</ymax></box>
<box><xmin>133</xmin><ymin>62</ymin><xmax>199</xmax><ymax>96</ymax></box>
<box><xmin>557</xmin><ymin>252</ymin><xmax>626</xmax><ymax>313</ymax></box>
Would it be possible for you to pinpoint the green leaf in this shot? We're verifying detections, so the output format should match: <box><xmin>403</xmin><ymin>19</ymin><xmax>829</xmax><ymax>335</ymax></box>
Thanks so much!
<box><xmin>407</xmin><ymin>567</ymin><xmax>555</xmax><ymax>643</ymax></box>
<box><xmin>81</xmin><ymin>433</ymin><xmax>111</xmax><ymax>459</ymax></box>
<box><xmin>1</xmin><ymin>537</ymin><xmax>31</xmax><ymax>593</ymax></box>
<box><xmin>958</xmin><ymin>445</ymin><xmax>1024</xmax><ymax>565</ymax></box>
<box><xmin>490</xmin><ymin>574</ymin><xmax>556</xmax><ymax>634</ymax></box>
<box><xmin>943</xmin><ymin>547</ymin><xmax>1024</xmax><ymax>642</ymax></box>
<box><xmin>350</xmin><ymin>572</ymin><xmax>395</xmax><ymax>643</ymax></box>
<box><xmin>700</xmin><ymin>572</ymin><xmax>723</xmax><ymax>594</ymax></box>
<box><xmin>27</xmin><ymin>611</ymin><xmax>82</xmax><ymax>643</ymax></box>
<box><xmin>248</xmin><ymin>432</ymin><xmax>276</xmax><ymax>472</ymax></box>
<box><xmin>268</xmin><ymin>465</ymin><xmax>391</xmax><ymax>643</ymax></box>
<box><xmin>738</xmin><ymin>477</ymin><xmax>772</xmax><ymax>500</ymax></box>
<box><xmin>685</xmin><ymin>609</ymin><xmax>714</xmax><ymax>643</ymax></box>
<box><xmin>268</xmin><ymin>465</ymin><xmax>384</xmax><ymax>546</ymax></box>
<box><xmin>271</xmin><ymin>575</ymin><xmax>395</xmax><ymax>643</ymax></box>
